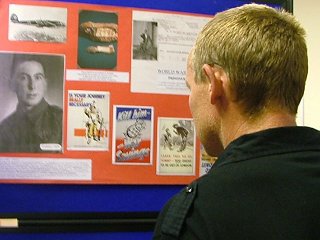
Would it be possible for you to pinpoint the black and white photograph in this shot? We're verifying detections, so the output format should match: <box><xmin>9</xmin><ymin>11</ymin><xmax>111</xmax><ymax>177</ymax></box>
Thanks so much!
<box><xmin>132</xmin><ymin>20</ymin><xmax>158</xmax><ymax>60</ymax></box>
<box><xmin>0</xmin><ymin>52</ymin><xmax>65</xmax><ymax>153</ymax></box>
<box><xmin>8</xmin><ymin>4</ymin><xmax>67</xmax><ymax>43</ymax></box>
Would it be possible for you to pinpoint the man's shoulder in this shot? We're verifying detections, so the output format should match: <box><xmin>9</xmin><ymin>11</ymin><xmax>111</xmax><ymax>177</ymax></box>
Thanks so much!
<box><xmin>0</xmin><ymin>111</ymin><xmax>19</xmax><ymax>128</ymax></box>
<box><xmin>0</xmin><ymin>111</ymin><xmax>21</xmax><ymax>143</ymax></box>
<box><xmin>154</xmin><ymin>174</ymin><xmax>219</xmax><ymax>239</ymax></box>
<box><xmin>46</xmin><ymin>104</ymin><xmax>63</xmax><ymax>116</ymax></box>
<box><xmin>153</xmin><ymin>182</ymin><xmax>198</xmax><ymax>239</ymax></box>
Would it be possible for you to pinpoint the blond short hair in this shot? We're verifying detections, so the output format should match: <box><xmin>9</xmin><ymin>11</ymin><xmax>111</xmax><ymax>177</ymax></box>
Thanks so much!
<box><xmin>193</xmin><ymin>3</ymin><xmax>308</xmax><ymax>116</ymax></box>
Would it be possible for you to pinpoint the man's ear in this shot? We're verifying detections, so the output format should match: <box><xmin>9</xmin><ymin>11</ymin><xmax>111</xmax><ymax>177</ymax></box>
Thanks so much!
<box><xmin>202</xmin><ymin>64</ymin><xmax>223</xmax><ymax>105</ymax></box>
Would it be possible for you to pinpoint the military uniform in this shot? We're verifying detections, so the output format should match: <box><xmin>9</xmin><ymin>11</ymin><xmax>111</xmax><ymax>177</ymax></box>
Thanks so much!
<box><xmin>0</xmin><ymin>99</ymin><xmax>63</xmax><ymax>153</ymax></box>
<box><xmin>154</xmin><ymin>127</ymin><xmax>320</xmax><ymax>239</ymax></box>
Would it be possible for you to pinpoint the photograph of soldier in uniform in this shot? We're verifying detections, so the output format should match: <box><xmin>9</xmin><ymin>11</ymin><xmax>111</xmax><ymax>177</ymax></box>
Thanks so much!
<box><xmin>0</xmin><ymin>52</ymin><xmax>64</xmax><ymax>153</ymax></box>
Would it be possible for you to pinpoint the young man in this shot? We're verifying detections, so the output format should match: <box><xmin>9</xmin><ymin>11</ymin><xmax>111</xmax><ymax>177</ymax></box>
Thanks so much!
<box><xmin>154</xmin><ymin>3</ymin><xmax>320</xmax><ymax>239</ymax></box>
<box><xmin>0</xmin><ymin>54</ymin><xmax>63</xmax><ymax>153</ymax></box>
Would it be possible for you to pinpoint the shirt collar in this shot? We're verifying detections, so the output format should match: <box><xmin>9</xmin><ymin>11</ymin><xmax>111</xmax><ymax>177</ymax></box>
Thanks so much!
<box><xmin>214</xmin><ymin>126</ymin><xmax>320</xmax><ymax>168</ymax></box>
<box><xmin>16</xmin><ymin>98</ymin><xmax>49</xmax><ymax>122</ymax></box>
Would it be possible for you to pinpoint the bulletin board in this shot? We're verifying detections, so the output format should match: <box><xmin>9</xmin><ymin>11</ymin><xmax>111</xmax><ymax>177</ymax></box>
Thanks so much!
<box><xmin>0</xmin><ymin>0</ymin><xmax>293</xmax><ymax>185</ymax></box>
<box><xmin>0</xmin><ymin>0</ymin><xmax>218</xmax><ymax>185</ymax></box>
<box><xmin>0</xmin><ymin>0</ymin><xmax>292</xmax><ymax>238</ymax></box>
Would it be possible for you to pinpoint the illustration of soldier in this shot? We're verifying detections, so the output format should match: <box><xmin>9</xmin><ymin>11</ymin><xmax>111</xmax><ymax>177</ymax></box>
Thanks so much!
<box><xmin>172</xmin><ymin>123</ymin><xmax>189</xmax><ymax>152</ymax></box>
<box><xmin>84</xmin><ymin>100</ymin><xmax>104</xmax><ymax>144</ymax></box>
<box><xmin>162</xmin><ymin>128</ymin><xmax>173</xmax><ymax>150</ymax></box>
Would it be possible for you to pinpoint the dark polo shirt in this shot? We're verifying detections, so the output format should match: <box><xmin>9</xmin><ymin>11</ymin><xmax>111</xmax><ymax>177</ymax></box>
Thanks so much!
<box><xmin>154</xmin><ymin>126</ymin><xmax>320</xmax><ymax>240</ymax></box>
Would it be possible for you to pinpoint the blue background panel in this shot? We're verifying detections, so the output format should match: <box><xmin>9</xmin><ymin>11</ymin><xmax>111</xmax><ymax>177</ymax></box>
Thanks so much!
<box><xmin>0</xmin><ymin>0</ymin><xmax>288</xmax><ymax>239</ymax></box>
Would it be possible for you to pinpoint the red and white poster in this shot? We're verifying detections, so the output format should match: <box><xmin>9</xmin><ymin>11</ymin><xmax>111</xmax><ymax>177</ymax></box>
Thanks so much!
<box><xmin>67</xmin><ymin>90</ymin><xmax>110</xmax><ymax>151</ymax></box>
<box><xmin>112</xmin><ymin>105</ymin><xmax>153</xmax><ymax>165</ymax></box>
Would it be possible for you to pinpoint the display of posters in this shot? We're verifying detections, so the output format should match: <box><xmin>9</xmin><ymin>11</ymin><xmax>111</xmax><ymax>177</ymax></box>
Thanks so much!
<box><xmin>112</xmin><ymin>105</ymin><xmax>153</xmax><ymax>165</ymax></box>
<box><xmin>157</xmin><ymin>118</ymin><xmax>195</xmax><ymax>175</ymax></box>
<box><xmin>67</xmin><ymin>90</ymin><xmax>110</xmax><ymax>151</ymax></box>
<box><xmin>0</xmin><ymin>0</ymin><xmax>211</xmax><ymax>184</ymax></box>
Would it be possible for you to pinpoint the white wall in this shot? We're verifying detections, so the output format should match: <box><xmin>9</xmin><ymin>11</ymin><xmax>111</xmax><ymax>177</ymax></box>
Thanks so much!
<box><xmin>294</xmin><ymin>0</ymin><xmax>320</xmax><ymax>129</ymax></box>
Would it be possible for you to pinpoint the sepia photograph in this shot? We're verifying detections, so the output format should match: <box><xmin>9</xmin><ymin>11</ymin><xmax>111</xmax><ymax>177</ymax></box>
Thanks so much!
<box><xmin>0</xmin><ymin>52</ymin><xmax>65</xmax><ymax>153</ymax></box>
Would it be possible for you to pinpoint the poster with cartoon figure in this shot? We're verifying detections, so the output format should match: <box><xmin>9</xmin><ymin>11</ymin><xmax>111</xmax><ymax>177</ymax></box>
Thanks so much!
<box><xmin>112</xmin><ymin>105</ymin><xmax>153</xmax><ymax>165</ymax></box>
<box><xmin>67</xmin><ymin>90</ymin><xmax>110</xmax><ymax>151</ymax></box>
<box><xmin>157</xmin><ymin>117</ymin><xmax>195</xmax><ymax>175</ymax></box>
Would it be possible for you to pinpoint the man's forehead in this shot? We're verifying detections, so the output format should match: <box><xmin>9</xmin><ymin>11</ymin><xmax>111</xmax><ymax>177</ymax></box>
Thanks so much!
<box><xmin>15</xmin><ymin>61</ymin><xmax>44</xmax><ymax>71</ymax></box>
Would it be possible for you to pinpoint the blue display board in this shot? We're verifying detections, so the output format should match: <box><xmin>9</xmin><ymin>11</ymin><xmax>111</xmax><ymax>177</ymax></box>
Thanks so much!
<box><xmin>0</xmin><ymin>0</ymin><xmax>291</xmax><ymax>239</ymax></box>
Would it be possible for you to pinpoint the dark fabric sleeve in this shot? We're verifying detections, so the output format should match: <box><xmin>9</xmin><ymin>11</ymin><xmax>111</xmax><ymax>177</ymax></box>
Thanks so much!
<box><xmin>153</xmin><ymin>182</ymin><xmax>197</xmax><ymax>239</ymax></box>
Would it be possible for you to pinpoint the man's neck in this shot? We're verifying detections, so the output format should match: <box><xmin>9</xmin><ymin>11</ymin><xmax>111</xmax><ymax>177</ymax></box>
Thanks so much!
<box><xmin>221</xmin><ymin>109</ymin><xmax>297</xmax><ymax>148</ymax></box>
<box><xmin>17</xmin><ymin>99</ymin><xmax>45</xmax><ymax>113</ymax></box>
